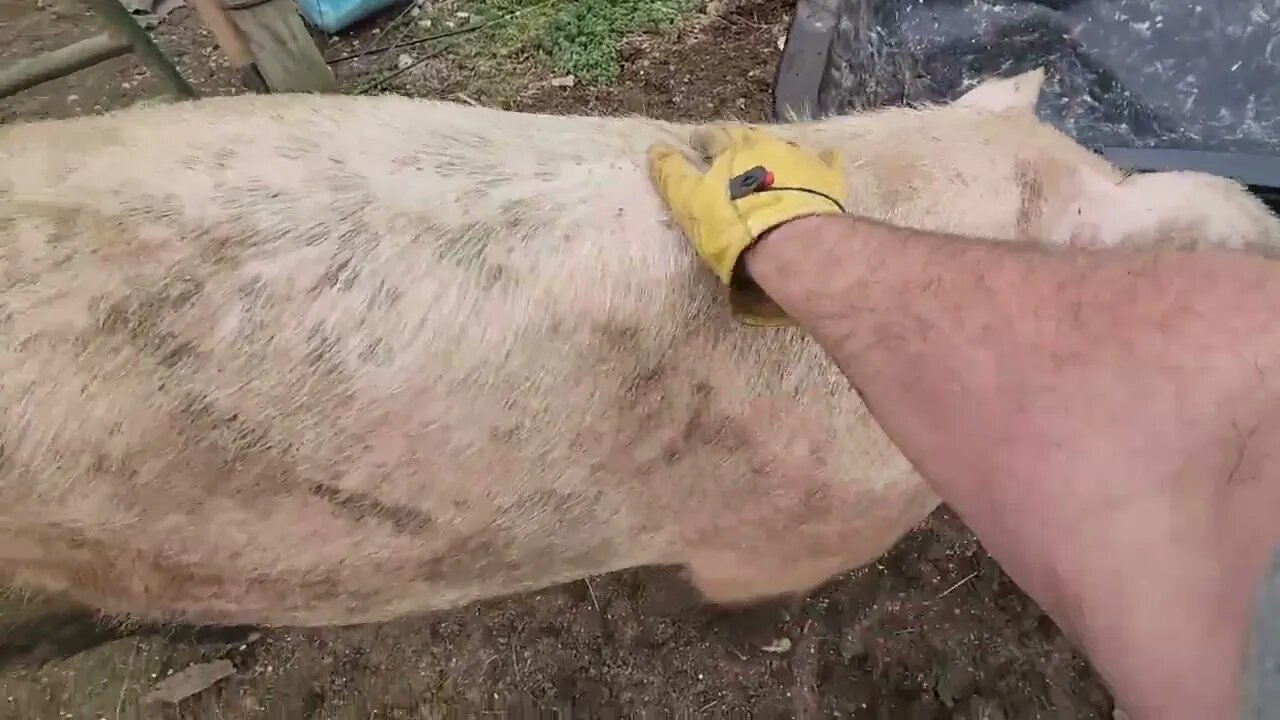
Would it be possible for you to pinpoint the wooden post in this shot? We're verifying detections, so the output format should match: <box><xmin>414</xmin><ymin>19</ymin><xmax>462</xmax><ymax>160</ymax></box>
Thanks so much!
<box><xmin>223</xmin><ymin>0</ymin><xmax>336</xmax><ymax>93</ymax></box>
<box><xmin>190</xmin><ymin>0</ymin><xmax>269</xmax><ymax>92</ymax></box>
<box><xmin>192</xmin><ymin>0</ymin><xmax>254</xmax><ymax>67</ymax></box>
<box><xmin>0</xmin><ymin>32</ymin><xmax>130</xmax><ymax>98</ymax></box>
<box><xmin>87</xmin><ymin>0</ymin><xmax>197</xmax><ymax>98</ymax></box>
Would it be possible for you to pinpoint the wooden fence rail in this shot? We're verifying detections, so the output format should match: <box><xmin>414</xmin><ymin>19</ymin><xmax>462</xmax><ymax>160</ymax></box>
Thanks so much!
<box><xmin>0</xmin><ymin>0</ymin><xmax>334</xmax><ymax>101</ymax></box>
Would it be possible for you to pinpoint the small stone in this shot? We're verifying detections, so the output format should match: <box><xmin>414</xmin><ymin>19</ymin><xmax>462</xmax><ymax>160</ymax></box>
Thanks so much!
<box><xmin>776</xmin><ymin>35</ymin><xmax>786</xmax><ymax>51</ymax></box>
<box><xmin>760</xmin><ymin>637</ymin><xmax>792</xmax><ymax>654</ymax></box>
<box><xmin>965</xmin><ymin>696</ymin><xmax>1006</xmax><ymax>720</ymax></box>
<box><xmin>417</xmin><ymin>17</ymin><xmax>432</xmax><ymax>28</ymax></box>
<box><xmin>396</xmin><ymin>53</ymin><xmax>414</xmax><ymax>70</ymax></box>
<box><xmin>550</xmin><ymin>75</ymin><xmax>576</xmax><ymax>88</ymax></box>
<box><xmin>454</xmin><ymin>10</ymin><xmax>470</xmax><ymax>19</ymax></box>
<box><xmin>144</xmin><ymin>660</ymin><xmax>235</xmax><ymax>705</ymax></box>
<box><xmin>839</xmin><ymin>632</ymin><xmax>866</xmax><ymax>659</ymax></box>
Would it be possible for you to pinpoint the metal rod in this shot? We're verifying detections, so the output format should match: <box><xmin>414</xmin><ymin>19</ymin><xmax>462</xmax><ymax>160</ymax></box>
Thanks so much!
<box><xmin>86</xmin><ymin>0</ymin><xmax>197</xmax><ymax>99</ymax></box>
<box><xmin>0</xmin><ymin>31</ymin><xmax>131</xmax><ymax>98</ymax></box>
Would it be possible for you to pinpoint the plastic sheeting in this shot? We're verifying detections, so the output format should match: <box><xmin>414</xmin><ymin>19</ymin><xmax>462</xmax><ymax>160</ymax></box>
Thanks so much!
<box><xmin>775</xmin><ymin>1</ymin><xmax>1280</xmax><ymax>191</ymax></box>
<box><xmin>297</xmin><ymin>0</ymin><xmax>401</xmax><ymax>34</ymax></box>
<box><xmin>820</xmin><ymin>0</ymin><xmax>1280</xmax><ymax>154</ymax></box>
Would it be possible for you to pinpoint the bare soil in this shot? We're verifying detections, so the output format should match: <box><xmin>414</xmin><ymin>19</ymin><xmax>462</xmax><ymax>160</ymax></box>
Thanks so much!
<box><xmin>0</xmin><ymin>0</ymin><xmax>1114</xmax><ymax>717</ymax></box>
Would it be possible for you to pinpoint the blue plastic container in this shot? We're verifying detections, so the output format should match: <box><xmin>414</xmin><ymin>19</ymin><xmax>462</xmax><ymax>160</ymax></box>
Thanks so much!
<box><xmin>297</xmin><ymin>0</ymin><xmax>403</xmax><ymax>34</ymax></box>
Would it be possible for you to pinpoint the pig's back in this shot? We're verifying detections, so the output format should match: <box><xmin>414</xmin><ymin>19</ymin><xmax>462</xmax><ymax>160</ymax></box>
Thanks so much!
<box><xmin>0</xmin><ymin>95</ymin><xmax>913</xmax><ymax>624</ymax></box>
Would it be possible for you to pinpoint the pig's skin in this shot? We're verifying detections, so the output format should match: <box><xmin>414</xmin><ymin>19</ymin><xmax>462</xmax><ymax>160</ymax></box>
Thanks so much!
<box><xmin>0</xmin><ymin>71</ymin><xmax>1276</xmax><ymax>626</ymax></box>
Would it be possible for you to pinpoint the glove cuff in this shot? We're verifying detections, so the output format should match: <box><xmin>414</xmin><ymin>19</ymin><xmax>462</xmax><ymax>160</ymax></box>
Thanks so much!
<box><xmin>743</xmin><ymin>196</ymin><xmax>846</xmax><ymax>242</ymax></box>
<box><xmin>725</xmin><ymin>203</ymin><xmax>845</xmax><ymax>326</ymax></box>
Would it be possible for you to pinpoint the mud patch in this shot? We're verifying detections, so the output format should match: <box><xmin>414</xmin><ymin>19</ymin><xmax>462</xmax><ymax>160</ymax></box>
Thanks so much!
<box><xmin>309</xmin><ymin>483</ymin><xmax>436</xmax><ymax>535</ymax></box>
<box><xmin>1016</xmin><ymin>158</ymin><xmax>1046</xmax><ymax>239</ymax></box>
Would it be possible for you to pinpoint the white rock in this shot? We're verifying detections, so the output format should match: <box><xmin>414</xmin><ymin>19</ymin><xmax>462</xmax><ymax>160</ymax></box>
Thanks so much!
<box><xmin>761</xmin><ymin>637</ymin><xmax>792</xmax><ymax>654</ymax></box>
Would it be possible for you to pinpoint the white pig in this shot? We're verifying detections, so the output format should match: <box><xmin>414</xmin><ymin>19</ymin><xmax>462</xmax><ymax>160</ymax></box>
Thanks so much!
<box><xmin>0</xmin><ymin>70</ymin><xmax>1275</xmax><ymax>626</ymax></box>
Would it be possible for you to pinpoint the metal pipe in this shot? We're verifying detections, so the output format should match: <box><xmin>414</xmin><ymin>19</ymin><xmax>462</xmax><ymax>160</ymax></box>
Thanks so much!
<box><xmin>86</xmin><ymin>0</ymin><xmax>197</xmax><ymax>99</ymax></box>
<box><xmin>0</xmin><ymin>31</ymin><xmax>131</xmax><ymax>98</ymax></box>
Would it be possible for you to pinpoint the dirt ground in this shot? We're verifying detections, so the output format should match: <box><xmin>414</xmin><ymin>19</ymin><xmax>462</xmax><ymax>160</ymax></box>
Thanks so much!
<box><xmin>0</xmin><ymin>0</ymin><xmax>1114</xmax><ymax>717</ymax></box>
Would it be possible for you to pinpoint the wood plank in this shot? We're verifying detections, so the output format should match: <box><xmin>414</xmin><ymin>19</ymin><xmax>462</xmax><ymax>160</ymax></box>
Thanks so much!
<box><xmin>225</xmin><ymin>0</ymin><xmax>336</xmax><ymax>93</ymax></box>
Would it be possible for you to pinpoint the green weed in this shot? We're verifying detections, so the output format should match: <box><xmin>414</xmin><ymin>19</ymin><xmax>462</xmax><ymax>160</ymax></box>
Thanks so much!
<box><xmin>426</xmin><ymin>0</ymin><xmax>699</xmax><ymax>87</ymax></box>
<box><xmin>546</xmin><ymin>0</ymin><xmax>697</xmax><ymax>83</ymax></box>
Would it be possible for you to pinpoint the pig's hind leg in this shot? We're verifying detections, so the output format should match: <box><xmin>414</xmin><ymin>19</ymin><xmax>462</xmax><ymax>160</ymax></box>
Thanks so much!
<box><xmin>671</xmin><ymin>397</ymin><xmax>940</xmax><ymax>606</ymax></box>
<box><xmin>680</xmin><ymin>473</ymin><xmax>937</xmax><ymax>606</ymax></box>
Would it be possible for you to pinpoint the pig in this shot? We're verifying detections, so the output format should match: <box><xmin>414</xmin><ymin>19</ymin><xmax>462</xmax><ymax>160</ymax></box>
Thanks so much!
<box><xmin>1</xmin><ymin>69</ymin><xmax>1276</xmax><ymax>627</ymax></box>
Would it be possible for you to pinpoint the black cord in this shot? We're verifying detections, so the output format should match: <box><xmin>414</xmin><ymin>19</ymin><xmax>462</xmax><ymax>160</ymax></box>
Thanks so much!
<box><xmin>756</xmin><ymin>186</ymin><xmax>847</xmax><ymax>214</ymax></box>
<box><xmin>326</xmin><ymin>21</ymin><xmax>494</xmax><ymax>64</ymax></box>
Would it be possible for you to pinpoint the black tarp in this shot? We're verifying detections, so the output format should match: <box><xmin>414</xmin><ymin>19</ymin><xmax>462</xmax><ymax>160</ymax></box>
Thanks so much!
<box><xmin>774</xmin><ymin>0</ymin><xmax>1280</xmax><ymax>200</ymax></box>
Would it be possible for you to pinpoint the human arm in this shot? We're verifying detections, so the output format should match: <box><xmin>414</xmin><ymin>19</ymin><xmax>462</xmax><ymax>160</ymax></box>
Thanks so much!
<box><xmin>745</xmin><ymin>214</ymin><xmax>1280</xmax><ymax>720</ymax></box>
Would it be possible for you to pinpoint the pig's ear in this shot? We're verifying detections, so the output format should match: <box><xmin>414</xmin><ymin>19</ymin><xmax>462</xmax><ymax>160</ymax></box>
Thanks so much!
<box><xmin>954</xmin><ymin>68</ymin><xmax>1046</xmax><ymax>113</ymax></box>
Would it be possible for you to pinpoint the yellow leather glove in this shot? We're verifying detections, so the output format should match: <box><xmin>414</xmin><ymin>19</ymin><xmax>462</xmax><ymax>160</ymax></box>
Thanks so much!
<box><xmin>647</xmin><ymin>126</ymin><xmax>847</xmax><ymax>326</ymax></box>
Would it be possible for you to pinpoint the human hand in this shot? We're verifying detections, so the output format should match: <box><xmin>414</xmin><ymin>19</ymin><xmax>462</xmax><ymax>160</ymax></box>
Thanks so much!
<box><xmin>646</xmin><ymin>126</ymin><xmax>847</xmax><ymax>326</ymax></box>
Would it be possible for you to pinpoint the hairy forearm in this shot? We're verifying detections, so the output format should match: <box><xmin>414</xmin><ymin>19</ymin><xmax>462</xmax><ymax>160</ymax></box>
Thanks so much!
<box><xmin>748</xmin><ymin>215</ymin><xmax>1280</xmax><ymax>490</ymax></box>
<box><xmin>745</xmin><ymin>214</ymin><xmax>1280</xmax><ymax>719</ymax></box>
